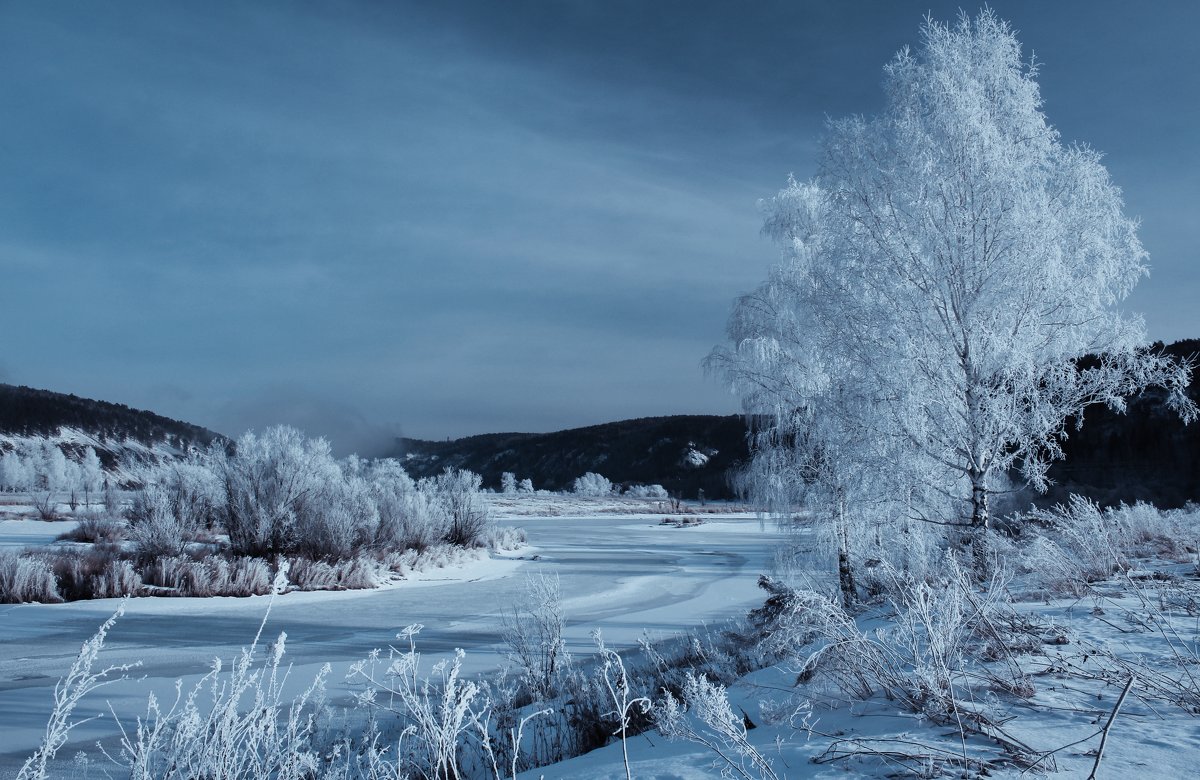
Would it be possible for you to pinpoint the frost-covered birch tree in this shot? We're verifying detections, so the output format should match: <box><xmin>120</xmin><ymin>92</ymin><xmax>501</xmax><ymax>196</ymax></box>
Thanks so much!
<box><xmin>713</xmin><ymin>10</ymin><xmax>1193</xmax><ymax>572</ymax></box>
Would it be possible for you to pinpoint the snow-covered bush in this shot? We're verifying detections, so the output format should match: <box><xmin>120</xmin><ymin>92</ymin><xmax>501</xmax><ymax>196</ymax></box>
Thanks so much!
<box><xmin>572</xmin><ymin>472</ymin><xmax>614</xmax><ymax>497</ymax></box>
<box><xmin>657</xmin><ymin>672</ymin><xmax>778</xmax><ymax>780</ymax></box>
<box><xmin>0</xmin><ymin>550</ymin><xmax>61</xmax><ymax>604</ymax></box>
<box><xmin>1022</xmin><ymin>496</ymin><xmax>1196</xmax><ymax>594</ymax></box>
<box><xmin>501</xmin><ymin>472</ymin><xmax>517</xmax><ymax>495</ymax></box>
<box><xmin>152</xmin><ymin>453</ymin><xmax>225</xmax><ymax>532</ymax></box>
<box><xmin>427</xmin><ymin>468</ymin><xmax>490</xmax><ymax>547</ymax></box>
<box><xmin>486</xmin><ymin>525</ymin><xmax>527</xmax><ymax>551</ymax></box>
<box><xmin>287</xmin><ymin>555</ymin><xmax>380</xmax><ymax>591</ymax></box>
<box><xmin>295</xmin><ymin>470</ymin><xmax>379</xmax><ymax>560</ymax></box>
<box><xmin>127</xmin><ymin>484</ymin><xmax>188</xmax><ymax>561</ymax></box>
<box><xmin>368</xmin><ymin>458</ymin><xmax>418</xmax><ymax>545</ymax></box>
<box><xmin>349</xmin><ymin>625</ymin><xmax>489</xmax><ymax>780</ymax></box>
<box><xmin>371</xmin><ymin>461</ymin><xmax>452</xmax><ymax>552</ymax></box>
<box><xmin>762</xmin><ymin>553</ymin><xmax>1031</xmax><ymax>725</ymax></box>
<box><xmin>624</xmin><ymin>484</ymin><xmax>669</xmax><ymax>499</ymax></box>
<box><xmin>57</xmin><ymin>512</ymin><xmax>126</xmax><ymax>545</ymax></box>
<box><xmin>501</xmin><ymin>573</ymin><xmax>571</xmax><ymax>702</ymax></box>
<box><xmin>40</xmin><ymin>549</ymin><xmax>141</xmax><ymax>600</ymax></box>
<box><xmin>218</xmin><ymin>426</ymin><xmax>342</xmax><ymax>558</ymax></box>
<box><xmin>143</xmin><ymin>555</ymin><xmax>272</xmax><ymax>597</ymax></box>
<box><xmin>518</xmin><ymin>478</ymin><xmax>534</xmax><ymax>494</ymax></box>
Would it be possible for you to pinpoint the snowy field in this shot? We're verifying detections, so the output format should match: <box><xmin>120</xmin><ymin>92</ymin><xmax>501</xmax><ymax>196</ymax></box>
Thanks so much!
<box><xmin>5</xmin><ymin>501</ymin><xmax>1198</xmax><ymax>778</ymax></box>
<box><xmin>0</xmin><ymin>509</ymin><xmax>782</xmax><ymax>774</ymax></box>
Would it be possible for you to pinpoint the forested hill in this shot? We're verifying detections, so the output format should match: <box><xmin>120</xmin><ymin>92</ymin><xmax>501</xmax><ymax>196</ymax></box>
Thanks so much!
<box><xmin>0</xmin><ymin>384</ymin><xmax>222</xmax><ymax>450</ymax></box>
<box><xmin>392</xmin><ymin>340</ymin><xmax>1200</xmax><ymax>506</ymax></box>
<box><xmin>391</xmin><ymin>415</ymin><xmax>751</xmax><ymax>499</ymax></box>
<box><xmin>1046</xmin><ymin>339</ymin><xmax>1200</xmax><ymax>508</ymax></box>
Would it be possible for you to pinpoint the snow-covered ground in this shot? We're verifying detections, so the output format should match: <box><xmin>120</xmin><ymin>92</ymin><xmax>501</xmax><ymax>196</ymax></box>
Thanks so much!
<box><xmin>5</xmin><ymin>503</ymin><xmax>1199</xmax><ymax>778</ymax></box>
<box><xmin>0</xmin><ymin>511</ymin><xmax>782</xmax><ymax>774</ymax></box>
<box><xmin>529</xmin><ymin>576</ymin><xmax>1200</xmax><ymax>779</ymax></box>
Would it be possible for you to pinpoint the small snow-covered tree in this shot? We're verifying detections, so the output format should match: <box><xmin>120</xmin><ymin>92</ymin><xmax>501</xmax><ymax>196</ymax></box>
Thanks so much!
<box><xmin>39</xmin><ymin>441</ymin><xmax>68</xmax><ymax>492</ymax></box>
<box><xmin>426</xmin><ymin>468</ymin><xmax>489</xmax><ymax>547</ymax></box>
<box><xmin>572</xmin><ymin>472</ymin><xmax>613</xmax><ymax>497</ymax></box>
<box><xmin>517</xmin><ymin>477</ymin><xmax>534</xmax><ymax>494</ymax></box>
<box><xmin>79</xmin><ymin>447</ymin><xmax>104</xmax><ymax>507</ymax></box>
<box><xmin>713</xmin><ymin>10</ymin><xmax>1194</xmax><ymax>571</ymax></box>
<box><xmin>0</xmin><ymin>452</ymin><xmax>34</xmax><ymax>492</ymax></box>
<box><xmin>500</xmin><ymin>472</ymin><xmax>518</xmax><ymax>495</ymax></box>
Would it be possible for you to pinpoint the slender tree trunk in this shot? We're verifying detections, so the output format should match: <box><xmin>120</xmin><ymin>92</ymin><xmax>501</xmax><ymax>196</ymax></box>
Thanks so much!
<box><xmin>967</xmin><ymin>468</ymin><xmax>991</xmax><ymax>580</ymax></box>
<box><xmin>969</xmin><ymin>474</ymin><xmax>989</xmax><ymax>530</ymax></box>
<box><xmin>836</xmin><ymin>499</ymin><xmax>857</xmax><ymax>609</ymax></box>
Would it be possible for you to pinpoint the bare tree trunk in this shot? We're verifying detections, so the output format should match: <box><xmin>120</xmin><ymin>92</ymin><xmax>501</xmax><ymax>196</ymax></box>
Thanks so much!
<box><xmin>836</xmin><ymin>499</ymin><xmax>857</xmax><ymax>609</ymax></box>
<box><xmin>968</xmin><ymin>469</ymin><xmax>992</xmax><ymax>580</ymax></box>
<box><xmin>969</xmin><ymin>475</ymin><xmax>989</xmax><ymax>530</ymax></box>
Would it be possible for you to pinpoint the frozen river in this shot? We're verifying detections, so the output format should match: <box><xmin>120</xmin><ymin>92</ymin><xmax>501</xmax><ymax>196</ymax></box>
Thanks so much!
<box><xmin>0</xmin><ymin>513</ymin><xmax>786</xmax><ymax>772</ymax></box>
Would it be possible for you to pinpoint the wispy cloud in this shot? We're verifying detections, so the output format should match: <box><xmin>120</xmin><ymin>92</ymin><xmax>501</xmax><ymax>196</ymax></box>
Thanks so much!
<box><xmin>3</xmin><ymin>0</ymin><xmax>1197</xmax><ymax>450</ymax></box>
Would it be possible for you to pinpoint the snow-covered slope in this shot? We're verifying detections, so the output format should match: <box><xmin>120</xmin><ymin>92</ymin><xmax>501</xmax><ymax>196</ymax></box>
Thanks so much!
<box><xmin>0</xmin><ymin>384</ymin><xmax>223</xmax><ymax>486</ymax></box>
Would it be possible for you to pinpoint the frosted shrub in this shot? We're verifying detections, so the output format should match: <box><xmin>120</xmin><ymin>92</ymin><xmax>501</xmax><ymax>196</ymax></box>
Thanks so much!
<box><xmin>1037</xmin><ymin>495</ymin><xmax>1127</xmax><ymax>579</ymax></box>
<box><xmin>144</xmin><ymin>555</ymin><xmax>272</xmax><ymax>598</ymax></box>
<box><xmin>288</xmin><ymin>555</ymin><xmax>380</xmax><ymax>591</ymax></box>
<box><xmin>625</xmin><ymin>484</ymin><xmax>669</xmax><ymax>499</ymax></box>
<box><xmin>58</xmin><ymin>512</ymin><xmax>126</xmax><ymax>545</ymax></box>
<box><xmin>486</xmin><ymin>525</ymin><xmax>527</xmax><ymax>551</ymax></box>
<box><xmin>1107</xmin><ymin>500</ymin><xmax>1191</xmax><ymax>557</ymax></box>
<box><xmin>517</xmin><ymin>478</ymin><xmax>534</xmax><ymax>494</ymax></box>
<box><xmin>396</xmin><ymin>488</ymin><xmax>449</xmax><ymax>551</ymax></box>
<box><xmin>31</xmin><ymin>490</ymin><xmax>59</xmax><ymax>521</ymax></box>
<box><xmin>368</xmin><ymin>458</ymin><xmax>425</xmax><ymax>548</ymax></box>
<box><xmin>428</xmin><ymin>469</ymin><xmax>490</xmax><ymax>547</ymax></box>
<box><xmin>218</xmin><ymin>426</ymin><xmax>342</xmax><ymax>558</ymax></box>
<box><xmin>501</xmin><ymin>472</ymin><xmax>517</xmax><ymax>495</ymax></box>
<box><xmin>1019</xmin><ymin>535</ymin><xmax>1090</xmax><ymax>596</ymax></box>
<box><xmin>572</xmin><ymin>472</ymin><xmax>613</xmax><ymax>497</ymax></box>
<box><xmin>0</xmin><ymin>549</ymin><xmax>62</xmax><ymax>604</ymax></box>
<box><xmin>45</xmin><ymin>549</ymin><xmax>142</xmax><ymax>601</ymax></box>
<box><xmin>657</xmin><ymin>673</ymin><xmax>778</xmax><ymax>780</ymax></box>
<box><xmin>1024</xmin><ymin>497</ymin><xmax>1195</xmax><ymax>593</ymax></box>
<box><xmin>349</xmin><ymin>625</ymin><xmax>488</xmax><ymax>780</ymax></box>
<box><xmin>766</xmin><ymin>554</ymin><xmax>1029</xmax><ymax>724</ymax></box>
<box><xmin>128</xmin><ymin>484</ymin><xmax>187</xmax><ymax>561</ymax></box>
<box><xmin>501</xmin><ymin>573</ymin><xmax>570</xmax><ymax>702</ymax></box>
<box><xmin>161</xmin><ymin>454</ymin><xmax>225</xmax><ymax>531</ymax></box>
<box><xmin>843</xmin><ymin>515</ymin><xmax>947</xmax><ymax>602</ymax></box>
<box><xmin>294</xmin><ymin>472</ymin><xmax>379</xmax><ymax>560</ymax></box>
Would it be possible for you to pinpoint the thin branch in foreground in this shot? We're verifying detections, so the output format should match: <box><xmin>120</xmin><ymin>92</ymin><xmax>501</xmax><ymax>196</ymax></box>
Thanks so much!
<box><xmin>1087</xmin><ymin>674</ymin><xmax>1136</xmax><ymax>780</ymax></box>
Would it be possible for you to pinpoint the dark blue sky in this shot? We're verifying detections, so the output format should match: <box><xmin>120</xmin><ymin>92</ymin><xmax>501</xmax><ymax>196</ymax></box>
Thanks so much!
<box><xmin>3</xmin><ymin>1</ymin><xmax>1197</xmax><ymax>453</ymax></box>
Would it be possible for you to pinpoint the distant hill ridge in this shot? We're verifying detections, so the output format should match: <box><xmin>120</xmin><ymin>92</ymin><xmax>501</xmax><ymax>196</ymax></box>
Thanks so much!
<box><xmin>5</xmin><ymin>335</ymin><xmax>1200</xmax><ymax>506</ymax></box>
<box><xmin>392</xmin><ymin>339</ymin><xmax>1200</xmax><ymax>506</ymax></box>
<box><xmin>392</xmin><ymin>414</ymin><xmax>751</xmax><ymax>499</ymax></box>
<box><xmin>0</xmin><ymin>384</ymin><xmax>222</xmax><ymax>450</ymax></box>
